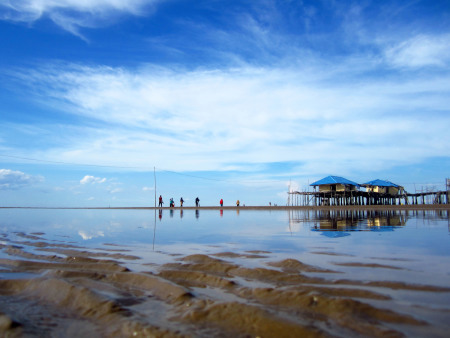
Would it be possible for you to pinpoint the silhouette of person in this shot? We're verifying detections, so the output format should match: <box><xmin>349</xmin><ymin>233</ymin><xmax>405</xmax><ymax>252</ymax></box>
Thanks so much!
<box><xmin>180</xmin><ymin>197</ymin><xmax>184</xmax><ymax>207</ymax></box>
<box><xmin>158</xmin><ymin>195</ymin><xmax>163</xmax><ymax>207</ymax></box>
<box><xmin>220</xmin><ymin>198</ymin><xmax>223</xmax><ymax>207</ymax></box>
<box><xmin>195</xmin><ymin>197</ymin><xmax>200</xmax><ymax>207</ymax></box>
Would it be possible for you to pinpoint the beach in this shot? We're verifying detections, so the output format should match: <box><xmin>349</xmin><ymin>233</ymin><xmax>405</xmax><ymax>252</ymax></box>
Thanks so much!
<box><xmin>0</xmin><ymin>206</ymin><xmax>449</xmax><ymax>337</ymax></box>
<box><xmin>2</xmin><ymin>0</ymin><xmax>449</xmax><ymax>336</ymax></box>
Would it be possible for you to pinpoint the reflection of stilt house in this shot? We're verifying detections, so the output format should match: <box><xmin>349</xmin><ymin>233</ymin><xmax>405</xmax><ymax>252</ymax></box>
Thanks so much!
<box><xmin>367</xmin><ymin>215</ymin><xmax>405</xmax><ymax>227</ymax></box>
<box><xmin>366</xmin><ymin>210</ymin><xmax>406</xmax><ymax>227</ymax></box>
<box><xmin>311</xmin><ymin>209</ymin><xmax>407</xmax><ymax>234</ymax></box>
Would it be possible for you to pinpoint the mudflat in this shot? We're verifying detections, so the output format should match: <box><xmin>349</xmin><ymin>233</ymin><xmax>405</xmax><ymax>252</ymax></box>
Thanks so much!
<box><xmin>0</xmin><ymin>232</ymin><xmax>449</xmax><ymax>337</ymax></box>
<box><xmin>0</xmin><ymin>207</ymin><xmax>449</xmax><ymax>337</ymax></box>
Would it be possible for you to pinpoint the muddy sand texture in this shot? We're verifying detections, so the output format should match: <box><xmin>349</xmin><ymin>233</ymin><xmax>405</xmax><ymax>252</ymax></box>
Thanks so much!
<box><xmin>0</xmin><ymin>236</ymin><xmax>449</xmax><ymax>337</ymax></box>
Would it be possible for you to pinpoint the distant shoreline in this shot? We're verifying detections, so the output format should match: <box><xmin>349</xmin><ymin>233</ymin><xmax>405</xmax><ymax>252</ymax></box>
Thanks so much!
<box><xmin>1</xmin><ymin>204</ymin><xmax>449</xmax><ymax>210</ymax></box>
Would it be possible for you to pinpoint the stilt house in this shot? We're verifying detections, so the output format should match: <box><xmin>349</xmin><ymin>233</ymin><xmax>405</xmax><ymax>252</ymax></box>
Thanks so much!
<box><xmin>310</xmin><ymin>176</ymin><xmax>360</xmax><ymax>192</ymax></box>
<box><xmin>361</xmin><ymin>179</ymin><xmax>404</xmax><ymax>195</ymax></box>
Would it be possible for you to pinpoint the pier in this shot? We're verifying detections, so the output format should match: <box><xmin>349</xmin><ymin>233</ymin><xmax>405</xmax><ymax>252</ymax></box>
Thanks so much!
<box><xmin>288</xmin><ymin>190</ymin><xmax>450</xmax><ymax>206</ymax></box>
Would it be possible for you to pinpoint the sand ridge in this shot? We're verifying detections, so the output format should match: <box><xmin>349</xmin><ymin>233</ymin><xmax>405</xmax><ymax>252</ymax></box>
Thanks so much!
<box><xmin>1</xmin><ymin>230</ymin><xmax>450</xmax><ymax>337</ymax></box>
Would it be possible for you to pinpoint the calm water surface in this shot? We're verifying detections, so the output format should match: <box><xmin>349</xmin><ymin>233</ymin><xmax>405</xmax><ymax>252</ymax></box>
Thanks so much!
<box><xmin>1</xmin><ymin>208</ymin><xmax>449</xmax><ymax>287</ymax></box>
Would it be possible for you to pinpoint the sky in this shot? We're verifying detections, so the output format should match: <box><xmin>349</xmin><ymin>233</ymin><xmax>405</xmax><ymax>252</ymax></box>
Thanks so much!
<box><xmin>0</xmin><ymin>0</ymin><xmax>449</xmax><ymax>207</ymax></box>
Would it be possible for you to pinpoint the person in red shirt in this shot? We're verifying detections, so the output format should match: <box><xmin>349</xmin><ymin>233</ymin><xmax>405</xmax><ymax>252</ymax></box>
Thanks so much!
<box><xmin>220</xmin><ymin>198</ymin><xmax>223</xmax><ymax>206</ymax></box>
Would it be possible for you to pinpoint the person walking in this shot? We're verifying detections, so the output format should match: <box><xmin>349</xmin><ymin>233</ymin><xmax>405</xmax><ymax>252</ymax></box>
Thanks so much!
<box><xmin>195</xmin><ymin>197</ymin><xmax>200</xmax><ymax>207</ymax></box>
<box><xmin>180</xmin><ymin>197</ymin><xmax>184</xmax><ymax>207</ymax></box>
<box><xmin>220</xmin><ymin>198</ymin><xmax>223</xmax><ymax>207</ymax></box>
<box><xmin>158</xmin><ymin>195</ymin><xmax>164</xmax><ymax>207</ymax></box>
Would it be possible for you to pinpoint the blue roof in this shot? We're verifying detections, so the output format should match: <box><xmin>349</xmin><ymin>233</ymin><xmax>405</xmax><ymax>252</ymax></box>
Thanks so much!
<box><xmin>310</xmin><ymin>175</ymin><xmax>360</xmax><ymax>187</ymax></box>
<box><xmin>362</xmin><ymin>179</ymin><xmax>399</xmax><ymax>187</ymax></box>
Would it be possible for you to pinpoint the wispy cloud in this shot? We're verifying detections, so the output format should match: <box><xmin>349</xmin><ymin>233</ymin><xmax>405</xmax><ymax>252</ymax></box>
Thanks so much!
<box><xmin>0</xmin><ymin>0</ymin><xmax>156</xmax><ymax>38</ymax></box>
<box><xmin>7</xmin><ymin>58</ymin><xmax>450</xmax><ymax>177</ymax></box>
<box><xmin>1</xmin><ymin>1</ymin><xmax>449</xmax><ymax>184</ymax></box>
<box><xmin>108</xmin><ymin>187</ymin><xmax>122</xmax><ymax>194</ymax></box>
<box><xmin>385</xmin><ymin>34</ymin><xmax>450</xmax><ymax>68</ymax></box>
<box><xmin>0</xmin><ymin>169</ymin><xmax>43</xmax><ymax>190</ymax></box>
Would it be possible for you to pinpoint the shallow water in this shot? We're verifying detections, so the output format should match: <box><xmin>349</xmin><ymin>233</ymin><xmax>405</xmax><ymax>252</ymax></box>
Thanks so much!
<box><xmin>1</xmin><ymin>208</ymin><xmax>449</xmax><ymax>282</ymax></box>
<box><xmin>0</xmin><ymin>208</ymin><xmax>449</xmax><ymax>337</ymax></box>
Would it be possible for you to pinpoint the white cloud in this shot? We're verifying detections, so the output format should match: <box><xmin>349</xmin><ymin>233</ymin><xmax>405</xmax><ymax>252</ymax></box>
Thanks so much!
<box><xmin>6</xmin><ymin>55</ymin><xmax>450</xmax><ymax>179</ymax></box>
<box><xmin>80</xmin><ymin>175</ymin><xmax>106</xmax><ymax>184</ymax></box>
<box><xmin>385</xmin><ymin>34</ymin><xmax>450</xmax><ymax>68</ymax></box>
<box><xmin>142</xmin><ymin>186</ymin><xmax>154</xmax><ymax>191</ymax></box>
<box><xmin>0</xmin><ymin>0</ymin><xmax>156</xmax><ymax>38</ymax></box>
<box><xmin>0</xmin><ymin>169</ymin><xmax>43</xmax><ymax>190</ymax></box>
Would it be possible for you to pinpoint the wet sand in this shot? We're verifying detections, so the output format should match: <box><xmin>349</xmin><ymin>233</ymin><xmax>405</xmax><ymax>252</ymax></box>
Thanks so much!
<box><xmin>1</xmin><ymin>228</ymin><xmax>449</xmax><ymax>337</ymax></box>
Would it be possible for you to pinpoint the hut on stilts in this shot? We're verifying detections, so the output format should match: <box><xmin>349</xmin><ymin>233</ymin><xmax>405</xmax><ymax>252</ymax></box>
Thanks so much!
<box><xmin>310</xmin><ymin>176</ymin><xmax>360</xmax><ymax>206</ymax></box>
<box><xmin>288</xmin><ymin>176</ymin><xmax>450</xmax><ymax>206</ymax></box>
<box><xmin>360</xmin><ymin>179</ymin><xmax>406</xmax><ymax>206</ymax></box>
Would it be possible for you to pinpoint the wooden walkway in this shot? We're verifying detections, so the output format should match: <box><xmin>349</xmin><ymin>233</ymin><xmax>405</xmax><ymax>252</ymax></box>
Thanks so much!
<box><xmin>288</xmin><ymin>190</ymin><xmax>450</xmax><ymax>207</ymax></box>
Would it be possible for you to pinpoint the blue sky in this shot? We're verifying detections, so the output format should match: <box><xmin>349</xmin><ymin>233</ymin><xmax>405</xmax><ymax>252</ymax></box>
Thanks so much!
<box><xmin>0</xmin><ymin>0</ymin><xmax>449</xmax><ymax>207</ymax></box>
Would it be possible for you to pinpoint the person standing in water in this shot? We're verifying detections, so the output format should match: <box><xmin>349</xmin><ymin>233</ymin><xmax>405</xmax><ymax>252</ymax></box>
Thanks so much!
<box><xmin>220</xmin><ymin>198</ymin><xmax>223</xmax><ymax>207</ymax></box>
<box><xmin>158</xmin><ymin>195</ymin><xmax>164</xmax><ymax>207</ymax></box>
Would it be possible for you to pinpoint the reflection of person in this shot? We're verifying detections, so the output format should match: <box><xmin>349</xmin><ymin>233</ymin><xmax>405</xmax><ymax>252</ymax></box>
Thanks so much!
<box><xmin>158</xmin><ymin>209</ymin><xmax>162</xmax><ymax>220</ymax></box>
<box><xmin>195</xmin><ymin>197</ymin><xmax>200</xmax><ymax>207</ymax></box>
<box><xmin>220</xmin><ymin>198</ymin><xmax>223</xmax><ymax>207</ymax></box>
<box><xmin>158</xmin><ymin>195</ymin><xmax>164</xmax><ymax>207</ymax></box>
<box><xmin>236</xmin><ymin>200</ymin><xmax>240</xmax><ymax>207</ymax></box>
<box><xmin>180</xmin><ymin>197</ymin><xmax>184</xmax><ymax>207</ymax></box>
